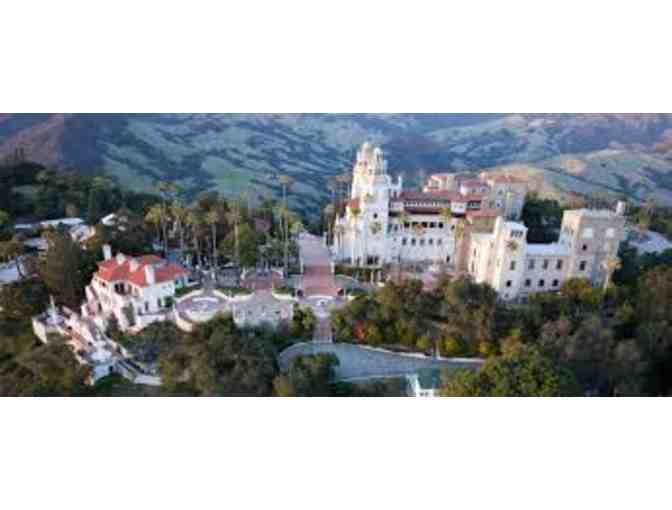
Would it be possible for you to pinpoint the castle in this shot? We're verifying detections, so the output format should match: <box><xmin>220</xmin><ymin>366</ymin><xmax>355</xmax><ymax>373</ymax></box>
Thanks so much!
<box><xmin>331</xmin><ymin>142</ymin><xmax>627</xmax><ymax>300</ymax></box>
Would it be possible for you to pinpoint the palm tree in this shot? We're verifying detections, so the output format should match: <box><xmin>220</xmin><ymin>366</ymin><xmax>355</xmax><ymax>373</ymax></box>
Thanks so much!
<box><xmin>145</xmin><ymin>205</ymin><xmax>164</xmax><ymax>249</ymax></box>
<box><xmin>324</xmin><ymin>203</ymin><xmax>336</xmax><ymax>244</ymax></box>
<box><xmin>602</xmin><ymin>255</ymin><xmax>622</xmax><ymax>293</ymax></box>
<box><xmin>337</xmin><ymin>172</ymin><xmax>351</xmax><ymax>200</ymax></box>
<box><xmin>226</xmin><ymin>203</ymin><xmax>242</xmax><ymax>269</ymax></box>
<box><xmin>454</xmin><ymin>218</ymin><xmax>468</xmax><ymax>273</ymax></box>
<box><xmin>368</xmin><ymin>221</ymin><xmax>382</xmax><ymax>267</ymax></box>
<box><xmin>278</xmin><ymin>175</ymin><xmax>294</xmax><ymax>273</ymax></box>
<box><xmin>397</xmin><ymin>210</ymin><xmax>411</xmax><ymax>280</ymax></box>
<box><xmin>205</xmin><ymin>208</ymin><xmax>221</xmax><ymax>269</ymax></box>
<box><xmin>440</xmin><ymin>207</ymin><xmax>452</xmax><ymax>231</ymax></box>
<box><xmin>413</xmin><ymin>223</ymin><xmax>425</xmax><ymax>271</ymax></box>
<box><xmin>171</xmin><ymin>201</ymin><xmax>188</xmax><ymax>254</ymax></box>
<box><xmin>185</xmin><ymin>210</ymin><xmax>203</xmax><ymax>267</ymax></box>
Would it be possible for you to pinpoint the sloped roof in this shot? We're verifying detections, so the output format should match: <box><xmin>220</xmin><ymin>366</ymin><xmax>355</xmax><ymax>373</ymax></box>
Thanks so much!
<box><xmin>96</xmin><ymin>253</ymin><xmax>187</xmax><ymax>287</ymax></box>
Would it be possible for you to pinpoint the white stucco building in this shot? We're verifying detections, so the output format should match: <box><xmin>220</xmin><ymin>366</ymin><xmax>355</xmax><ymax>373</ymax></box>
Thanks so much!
<box><xmin>83</xmin><ymin>244</ymin><xmax>190</xmax><ymax>331</ymax></box>
<box><xmin>468</xmin><ymin>208</ymin><xmax>627</xmax><ymax>300</ymax></box>
<box><xmin>332</xmin><ymin>142</ymin><xmax>628</xmax><ymax>301</ymax></box>
<box><xmin>31</xmin><ymin>245</ymin><xmax>191</xmax><ymax>384</ymax></box>
<box><xmin>332</xmin><ymin>142</ymin><xmax>527</xmax><ymax>268</ymax></box>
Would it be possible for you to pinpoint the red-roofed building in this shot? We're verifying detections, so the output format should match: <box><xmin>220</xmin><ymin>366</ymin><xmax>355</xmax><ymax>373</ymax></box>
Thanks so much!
<box><xmin>83</xmin><ymin>245</ymin><xmax>190</xmax><ymax>332</ymax></box>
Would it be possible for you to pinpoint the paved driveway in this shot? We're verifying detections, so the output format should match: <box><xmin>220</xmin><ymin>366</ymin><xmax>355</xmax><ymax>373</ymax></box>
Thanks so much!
<box><xmin>278</xmin><ymin>342</ymin><xmax>482</xmax><ymax>381</ymax></box>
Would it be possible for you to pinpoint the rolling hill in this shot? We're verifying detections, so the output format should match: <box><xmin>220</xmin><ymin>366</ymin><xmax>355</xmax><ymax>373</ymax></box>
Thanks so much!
<box><xmin>2</xmin><ymin>113</ymin><xmax>672</xmax><ymax>213</ymax></box>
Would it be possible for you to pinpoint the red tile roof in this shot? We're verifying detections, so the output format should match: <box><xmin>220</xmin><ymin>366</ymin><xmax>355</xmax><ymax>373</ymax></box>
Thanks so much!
<box><xmin>399</xmin><ymin>190</ymin><xmax>486</xmax><ymax>202</ymax></box>
<box><xmin>467</xmin><ymin>209</ymin><xmax>501</xmax><ymax>218</ymax></box>
<box><xmin>96</xmin><ymin>254</ymin><xmax>188</xmax><ymax>287</ymax></box>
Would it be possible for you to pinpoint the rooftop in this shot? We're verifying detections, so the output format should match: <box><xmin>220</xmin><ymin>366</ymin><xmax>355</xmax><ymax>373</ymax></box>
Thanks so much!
<box><xmin>97</xmin><ymin>253</ymin><xmax>188</xmax><ymax>286</ymax></box>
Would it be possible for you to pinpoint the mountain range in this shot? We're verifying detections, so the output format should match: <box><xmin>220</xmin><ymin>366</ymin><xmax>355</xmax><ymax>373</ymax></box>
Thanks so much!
<box><xmin>2</xmin><ymin>113</ymin><xmax>672</xmax><ymax>212</ymax></box>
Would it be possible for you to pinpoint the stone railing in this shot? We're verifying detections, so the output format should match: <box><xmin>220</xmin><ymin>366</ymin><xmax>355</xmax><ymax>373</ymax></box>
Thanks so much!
<box><xmin>271</xmin><ymin>290</ymin><xmax>297</xmax><ymax>302</ymax></box>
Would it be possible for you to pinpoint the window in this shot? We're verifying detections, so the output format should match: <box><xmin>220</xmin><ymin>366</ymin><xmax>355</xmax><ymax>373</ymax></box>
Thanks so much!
<box><xmin>506</xmin><ymin>280</ymin><xmax>512</xmax><ymax>288</ymax></box>
<box><xmin>438</xmin><ymin>222</ymin><xmax>444</xmax><ymax>229</ymax></box>
<box><xmin>510</xmin><ymin>261</ymin><xmax>516</xmax><ymax>271</ymax></box>
<box><xmin>419</xmin><ymin>239</ymin><xmax>425</xmax><ymax>246</ymax></box>
<box><xmin>402</xmin><ymin>238</ymin><xmax>407</xmax><ymax>246</ymax></box>
<box><xmin>528</xmin><ymin>260</ymin><xmax>535</xmax><ymax>270</ymax></box>
<box><xmin>542</xmin><ymin>259</ymin><xmax>549</xmax><ymax>270</ymax></box>
<box><xmin>446</xmin><ymin>255</ymin><xmax>451</xmax><ymax>263</ymax></box>
<box><xmin>429</xmin><ymin>222</ymin><xmax>436</xmax><ymax>229</ymax></box>
<box><xmin>556</xmin><ymin>260</ymin><xmax>563</xmax><ymax>270</ymax></box>
<box><xmin>525</xmin><ymin>279</ymin><xmax>531</xmax><ymax>287</ymax></box>
<box><xmin>428</xmin><ymin>238</ymin><xmax>434</xmax><ymax>245</ymax></box>
<box><xmin>582</xmin><ymin>244</ymin><xmax>588</xmax><ymax>251</ymax></box>
<box><xmin>539</xmin><ymin>279</ymin><xmax>545</xmax><ymax>288</ymax></box>
<box><xmin>437</xmin><ymin>239</ymin><xmax>442</xmax><ymax>245</ymax></box>
<box><xmin>373</xmin><ymin>213</ymin><xmax>378</xmax><ymax>219</ymax></box>
<box><xmin>552</xmin><ymin>279</ymin><xmax>559</xmax><ymax>287</ymax></box>
<box><xmin>411</xmin><ymin>239</ymin><xmax>416</xmax><ymax>246</ymax></box>
<box><xmin>579</xmin><ymin>261</ymin><xmax>587</xmax><ymax>271</ymax></box>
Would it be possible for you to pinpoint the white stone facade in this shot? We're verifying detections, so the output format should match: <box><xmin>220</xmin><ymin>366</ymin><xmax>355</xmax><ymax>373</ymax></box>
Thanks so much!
<box><xmin>83</xmin><ymin>245</ymin><xmax>189</xmax><ymax>332</ymax></box>
<box><xmin>468</xmin><ymin>208</ymin><xmax>627</xmax><ymax>301</ymax></box>
<box><xmin>332</xmin><ymin>142</ymin><xmax>527</xmax><ymax>268</ymax></box>
<box><xmin>332</xmin><ymin>142</ymin><xmax>627</xmax><ymax>301</ymax></box>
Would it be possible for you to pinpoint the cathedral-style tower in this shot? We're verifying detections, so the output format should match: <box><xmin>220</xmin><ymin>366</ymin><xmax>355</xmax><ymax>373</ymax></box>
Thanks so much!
<box><xmin>334</xmin><ymin>142</ymin><xmax>393</xmax><ymax>266</ymax></box>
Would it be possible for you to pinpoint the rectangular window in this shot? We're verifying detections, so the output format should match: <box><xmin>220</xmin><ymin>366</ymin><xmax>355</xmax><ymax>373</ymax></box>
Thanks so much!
<box><xmin>552</xmin><ymin>279</ymin><xmax>559</xmax><ymax>287</ymax></box>
<box><xmin>429</xmin><ymin>222</ymin><xmax>436</xmax><ymax>229</ymax></box>
<box><xmin>411</xmin><ymin>239</ymin><xmax>416</xmax><ymax>246</ymax></box>
<box><xmin>582</xmin><ymin>244</ymin><xmax>588</xmax><ymax>251</ymax></box>
<box><xmin>437</xmin><ymin>239</ymin><xmax>442</xmax><ymax>245</ymax></box>
<box><xmin>542</xmin><ymin>259</ymin><xmax>549</xmax><ymax>270</ymax></box>
<box><xmin>525</xmin><ymin>279</ymin><xmax>531</xmax><ymax>287</ymax></box>
<box><xmin>556</xmin><ymin>259</ymin><xmax>563</xmax><ymax>270</ymax></box>
<box><xmin>402</xmin><ymin>238</ymin><xmax>407</xmax><ymax>246</ymax></box>
<box><xmin>506</xmin><ymin>280</ymin><xmax>512</xmax><ymax>288</ymax></box>
<box><xmin>579</xmin><ymin>261</ymin><xmax>587</xmax><ymax>271</ymax></box>
<box><xmin>539</xmin><ymin>279</ymin><xmax>545</xmax><ymax>288</ymax></box>
<box><xmin>419</xmin><ymin>239</ymin><xmax>425</xmax><ymax>246</ymax></box>
<box><xmin>428</xmin><ymin>238</ymin><xmax>434</xmax><ymax>245</ymax></box>
<box><xmin>528</xmin><ymin>260</ymin><xmax>535</xmax><ymax>270</ymax></box>
<box><xmin>510</xmin><ymin>261</ymin><xmax>516</xmax><ymax>271</ymax></box>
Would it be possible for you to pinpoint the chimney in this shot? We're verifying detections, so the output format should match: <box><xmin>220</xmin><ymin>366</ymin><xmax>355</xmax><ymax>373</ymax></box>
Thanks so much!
<box><xmin>145</xmin><ymin>264</ymin><xmax>156</xmax><ymax>285</ymax></box>
<box><xmin>129</xmin><ymin>258</ymin><xmax>140</xmax><ymax>272</ymax></box>
<box><xmin>102</xmin><ymin>244</ymin><xmax>112</xmax><ymax>260</ymax></box>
